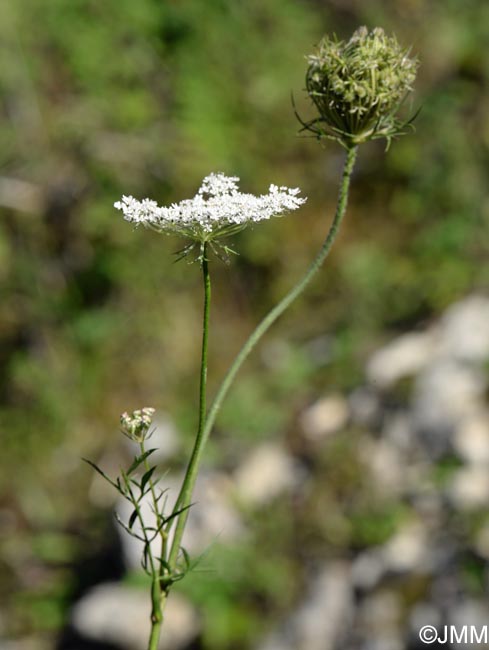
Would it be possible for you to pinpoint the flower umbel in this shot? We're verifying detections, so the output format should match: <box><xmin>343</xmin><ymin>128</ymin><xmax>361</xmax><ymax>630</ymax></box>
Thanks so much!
<box><xmin>301</xmin><ymin>26</ymin><xmax>418</xmax><ymax>147</ymax></box>
<box><xmin>120</xmin><ymin>407</ymin><xmax>155</xmax><ymax>443</ymax></box>
<box><xmin>114</xmin><ymin>173</ymin><xmax>306</xmax><ymax>260</ymax></box>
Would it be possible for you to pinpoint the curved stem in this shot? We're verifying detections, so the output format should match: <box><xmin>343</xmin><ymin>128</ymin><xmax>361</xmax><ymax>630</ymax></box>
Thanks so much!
<box><xmin>167</xmin><ymin>242</ymin><xmax>211</xmax><ymax>570</ymax></box>
<box><xmin>202</xmin><ymin>146</ymin><xmax>357</xmax><ymax>449</ymax></box>
<box><xmin>166</xmin><ymin>144</ymin><xmax>357</xmax><ymax>573</ymax></box>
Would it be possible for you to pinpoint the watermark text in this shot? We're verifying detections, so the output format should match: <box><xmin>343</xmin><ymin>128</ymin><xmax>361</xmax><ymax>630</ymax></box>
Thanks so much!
<box><xmin>419</xmin><ymin>625</ymin><xmax>489</xmax><ymax>645</ymax></box>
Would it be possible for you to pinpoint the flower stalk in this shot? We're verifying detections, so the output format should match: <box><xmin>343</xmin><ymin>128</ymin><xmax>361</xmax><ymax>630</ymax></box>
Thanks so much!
<box><xmin>167</xmin><ymin>242</ymin><xmax>211</xmax><ymax>571</ymax></box>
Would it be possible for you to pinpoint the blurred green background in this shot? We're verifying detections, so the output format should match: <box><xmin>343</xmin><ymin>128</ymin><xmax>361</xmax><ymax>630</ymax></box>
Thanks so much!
<box><xmin>1</xmin><ymin>0</ymin><xmax>489</xmax><ymax>648</ymax></box>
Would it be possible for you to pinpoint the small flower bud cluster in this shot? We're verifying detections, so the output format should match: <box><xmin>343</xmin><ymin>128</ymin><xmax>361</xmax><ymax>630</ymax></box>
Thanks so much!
<box><xmin>114</xmin><ymin>173</ymin><xmax>306</xmax><ymax>247</ymax></box>
<box><xmin>120</xmin><ymin>407</ymin><xmax>155</xmax><ymax>442</ymax></box>
<box><xmin>305</xmin><ymin>26</ymin><xmax>418</xmax><ymax>146</ymax></box>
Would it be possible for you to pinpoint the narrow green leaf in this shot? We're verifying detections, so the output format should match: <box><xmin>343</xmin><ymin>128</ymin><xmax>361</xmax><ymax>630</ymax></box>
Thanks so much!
<box><xmin>114</xmin><ymin>513</ymin><xmax>145</xmax><ymax>541</ymax></box>
<box><xmin>181</xmin><ymin>547</ymin><xmax>191</xmax><ymax>570</ymax></box>
<box><xmin>141</xmin><ymin>544</ymin><xmax>151</xmax><ymax>575</ymax></box>
<box><xmin>164</xmin><ymin>503</ymin><xmax>193</xmax><ymax>527</ymax></box>
<box><xmin>127</xmin><ymin>449</ymin><xmax>157</xmax><ymax>475</ymax></box>
<box><xmin>170</xmin><ymin>571</ymin><xmax>186</xmax><ymax>583</ymax></box>
<box><xmin>82</xmin><ymin>458</ymin><xmax>119</xmax><ymax>490</ymax></box>
<box><xmin>148</xmin><ymin>519</ymin><xmax>167</xmax><ymax>543</ymax></box>
<box><xmin>157</xmin><ymin>558</ymin><xmax>171</xmax><ymax>572</ymax></box>
<box><xmin>128</xmin><ymin>509</ymin><xmax>138</xmax><ymax>529</ymax></box>
<box><xmin>141</xmin><ymin>466</ymin><xmax>156</xmax><ymax>492</ymax></box>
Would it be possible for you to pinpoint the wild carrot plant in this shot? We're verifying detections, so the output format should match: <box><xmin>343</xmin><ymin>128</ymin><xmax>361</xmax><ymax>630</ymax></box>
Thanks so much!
<box><xmin>86</xmin><ymin>26</ymin><xmax>418</xmax><ymax>649</ymax></box>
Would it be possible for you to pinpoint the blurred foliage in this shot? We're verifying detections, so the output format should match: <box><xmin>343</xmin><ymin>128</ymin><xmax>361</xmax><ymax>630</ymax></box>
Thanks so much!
<box><xmin>1</xmin><ymin>0</ymin><xmax>488</xmax><ymax>647</ymax></box>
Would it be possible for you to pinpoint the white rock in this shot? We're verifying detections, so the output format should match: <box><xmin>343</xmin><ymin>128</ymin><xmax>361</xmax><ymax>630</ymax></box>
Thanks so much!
<box><xmin>474</xmin><ymin>522</ymin><xmax>489</xmax><ymax>559</ymax></box>
<box><xmin>366</xmin><ymin>639</ymin><xmax>404</xmax><ymax>650</ymax></box>
<box><xmin>233</xmin><ymin>443</ymin><xmax>302</xmax><ymax>506</ymax></box>
<box><xmin>360</xmin><ymin>439</ymin><xmax>406</xmax><ymax>495</ymax></box>
<box><xmin>453</xmin><ymin>411</ymin><xmax>489</xmax><ymax>464</ymax></box>
<box><xmin>382</xmin><ymin>522</ymin><xmax>430</xmax><ymax>572</ymax></box>
<box><xmin>181</xmin><ymin>472</ymin><xmax>245</xmax><ymax>550</ymax></box>
<box><xmin>300</xmin><ymin>394</ymin><xmax>349</xmax><ymax>440</ymax></box>
<box><xmin>359</xmin><ymin>590</ymin><xmax>403</xmax><ymax>650</ymax></box>
<box><xmin>294</xmin><ymin>564</ymin><xmax>352</xmax><ymax>650</ymax></box>
<box><xmin>351</xmin><ymin>550</ymin><xmax>385</xmax><ymax>590</ymax></box>
<box><xmin>349</xmin><ymin>386</ymin><xmax>381</xmax><ymax>428</ymax></box>
<box><xmin>366</xmin><ymin>331</ymin><xmax>436</xmax><ymax>389</ymax></box>
<box><xmin>438</xmin><ymin>295</ymin><xmax>489</xmax><ymax>363</ymax></box>
<box><xmin>257</xmin><ymin>635</ymin><xmax>289</xmax><ymax>650</ymax></box>
<box><xmin>257</xmin><ymin>563</ymin><xmax>352</xmax><ymax>650</ymax></box>
<box><xmin>449</xmin><ymin>599</ymin><xmax>489</xmax><ymax>649</ymax></box>
<box><xmin>448</xmin><ymin>466</ymin><xmax>489</xmax><ymax>510</ymax></box>
<box><xmin>71</xmin><ymin>583</ymin><xmax>199</xmax><ymax>650</ymax></box>
<box><xmin>382</xmin><ymin>412</ymin><xmax>415</xmax><ymax>453</ymax></box>
<box><xmin>409</xmin><ymin>603</ymin><xmax>442</xmax><ymax>638</ymax></box>
<box><xmin>413</xmin><ymin>360</ymin><xmax>486</xmax><ymax>443</ymax></box>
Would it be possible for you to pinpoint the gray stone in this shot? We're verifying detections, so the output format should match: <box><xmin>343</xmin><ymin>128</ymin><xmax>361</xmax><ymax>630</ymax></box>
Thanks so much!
<box><xmin>299</xmin><ymin>394</ymin><xmax>349</xmax><ymax>441</ymax></box>
<box><xmin>359</xmin><ymin>439</ymin><xmax>406</xmax><ymax>495</ymax></box>
<box><xmin>71</xmin><ymin>582</ymin><xmax>199</xmax><ymax>650</ymax></box>
<box><xmin>0</xmin><ymin>642</ymin><xmax>39</xmax><ymax>650</ymax></box>
<box><xmin>412</xmin><ymin>360</ymin><xmax>486</xmax><ymax>453</ymax></box>
<box><xmin>349</xmin><ymin>386</ymin><xmax>382</xmax><ymax>428</ymax></box>
<box><xmin>448</xmin><ymin>465</ymin><xmax>489</xmax><ymax>510</ymax></box>
<box><xmin>382</xmin><ymin>522</ymin><xmax>430</xmax><ymax>572</ymax></box>
<box><xmin>382</xmin><ymin>412</ymin><xmax>417</xmax><ymax>453</ymax></box>
<box><xmin>358</xmin><ymin>590</ymin><xmax>403</xmax><ymax>650</ymax></box>
<box><xmin>366</xmin><ymin>331</ymin><xmax>436</xmax><ymax>389</ymax></box>
<box><xmin>233</xmin><ymin>443</ymin><xmax>303</xmax><ymax>506</ymax></box>
<box><xmin>474</xmin><ymin>521</ymin><xmax>489</xmax><ymax>559</ymax></box>
<box><xmin>438</xmin><ymin>296</ymin><xmax>489</xmax><ymax>364</ymax></box>
<box><xmin>453</xmin><ymin>410</ymin><xmax>489</xmax><ymax>464</ymax></box>
<box><xmin>448</xmin><ymin>599</ymin><xmax>489</xmax><ymax>649</ymax></box>
<box><xmin>257</xmin><ymin>563</ymin><xmax>352</xmax><ymax>650</ymax></box>
<box><xmin>409</xmin><ymin>603</ymin><xmax>442</xmax><ymax>641</ymax></box>
<box><xmin>351</xmin><ymin>550</ymin><xmax>385</xmax><ymax>590</ymax></box>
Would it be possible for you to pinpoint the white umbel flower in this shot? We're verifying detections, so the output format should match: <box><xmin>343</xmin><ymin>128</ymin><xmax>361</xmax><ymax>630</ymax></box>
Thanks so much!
<box><xmin>114</xmin><ymin>173</ymin><xmax>306</xmax><ymax>245</ymax></box>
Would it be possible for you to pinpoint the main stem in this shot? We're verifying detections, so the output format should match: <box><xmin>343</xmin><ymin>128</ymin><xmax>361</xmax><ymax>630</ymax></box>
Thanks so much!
<box><xmin>142</xmin><ymin>436</ymin><xmax>168</xmax><ymax>650</ymax></box>
<box><xmin>167</xmin><ymin>242</ymin><xmax>211</xmax><ymax>570</ymax></box>
<box><xmin>166</xmin><ymin>145</ymin><xmax>358</xmax><ymax>568</ymax></box>
<box><xmin>147</xmin><ymin>582</ymin><xmax>165</xmax><ymax>650</ymax></box>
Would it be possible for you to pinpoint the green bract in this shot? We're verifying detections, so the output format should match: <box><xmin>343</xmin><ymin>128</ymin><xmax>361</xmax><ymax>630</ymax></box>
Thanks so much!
<box><xmin>303</xmin><ymin>26</ymin><xmax>418</xmax><ymax>147</ymax></box>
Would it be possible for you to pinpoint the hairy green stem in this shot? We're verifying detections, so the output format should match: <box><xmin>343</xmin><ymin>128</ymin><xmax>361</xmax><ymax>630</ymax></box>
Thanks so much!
<box><xmin>166</xmin><ymin>146</ymin><xmax>358</xmax><ymax>571</ymax></box>
<box><xmin>167</xmin><ymin>242</ymin><xmax>211</xmax><ymax>570</ymax></box>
